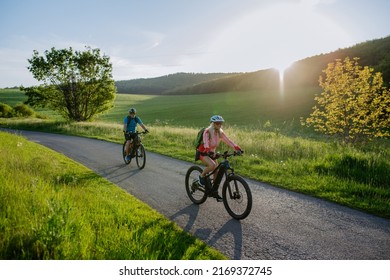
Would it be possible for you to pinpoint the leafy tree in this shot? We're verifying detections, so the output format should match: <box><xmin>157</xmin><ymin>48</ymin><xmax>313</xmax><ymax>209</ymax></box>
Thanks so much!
<box><xmin>21</xmin><ymin>46</ymin><xmax>116</xmax><ymax>121</ymax></box>
<box><xmin>303</xmin><ymin>57</ymin><xmax>390</xmax><ymax>143</ymax></box>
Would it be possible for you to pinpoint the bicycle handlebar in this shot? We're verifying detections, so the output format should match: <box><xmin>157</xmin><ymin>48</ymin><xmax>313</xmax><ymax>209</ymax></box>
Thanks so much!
<box><xmin>125</xmin><ymin>130</ymin><xmax>148</xmax><ymax>135</ymax></box>
<box><xmin>211</xmin><ymin>150</ymin><xmax>244</xmax><ymax>159</ymax></box>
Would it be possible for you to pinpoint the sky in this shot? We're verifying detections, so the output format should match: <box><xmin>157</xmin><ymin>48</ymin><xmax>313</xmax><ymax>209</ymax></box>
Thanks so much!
<box><xmin>0</xmin><ymin>0</ymin><xmax>389</xmax><ymax>88</ymax></box>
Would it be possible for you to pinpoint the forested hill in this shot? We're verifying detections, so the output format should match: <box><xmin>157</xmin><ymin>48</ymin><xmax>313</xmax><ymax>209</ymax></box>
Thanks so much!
<box><xmin>115</xmin><ymin>72</ymin><xmax>238</xmax><ymax>94</ymax></box>
<box><xmin>284</xmin><ymin>35</ymin><xmax>390</xmax><ymax>88</ymax></box>
<box><xmin>115</xmin><ymin>36</ymin><xmax>390</xmax><ymax>95</ymax></box>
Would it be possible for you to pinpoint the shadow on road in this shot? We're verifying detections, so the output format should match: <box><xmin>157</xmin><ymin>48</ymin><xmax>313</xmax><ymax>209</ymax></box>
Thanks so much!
<box><xmin>208</xmin><ymin>219</ymin><xmax>243</xmax><ymax>260</ymax></box>
<box><xmin>96</xmin><ymin>163</ymin><xmax>142</xmax><ymax>183</ymax></box>
<box><xmin>170</xmin><ymin>204</ymin><xmax>200</xmax><ymax>232</ymax></box>
<box><xmin>170</xmin><ymin>205</ymin><xmax>243</xmax><ymax>259</ymax></box>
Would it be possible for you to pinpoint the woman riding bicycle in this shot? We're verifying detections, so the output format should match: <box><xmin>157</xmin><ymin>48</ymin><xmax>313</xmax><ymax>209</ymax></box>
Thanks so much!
<box><xmin>123</xmin><ymin>108</ymin><xmax>149</xmax><ymax>163</ymax></box>
<box><xmin>197</xmin><ymin>115</ymin><xmax>242</xmax><ymax>192</ymax></box>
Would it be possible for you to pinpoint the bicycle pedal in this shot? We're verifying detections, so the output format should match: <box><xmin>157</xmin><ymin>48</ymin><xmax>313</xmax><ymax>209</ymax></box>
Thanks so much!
<box><xmin>192</xmin><ymin>180</ymin><xmax>203</xmax><ymax>189</ymax></box>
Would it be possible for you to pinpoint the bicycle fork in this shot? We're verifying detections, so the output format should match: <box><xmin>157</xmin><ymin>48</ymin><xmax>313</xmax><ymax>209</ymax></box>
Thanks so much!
<box><xmin>225</xmin><ymin>177</ymin><xmax>241</xmax><ymax>200</ymax></box>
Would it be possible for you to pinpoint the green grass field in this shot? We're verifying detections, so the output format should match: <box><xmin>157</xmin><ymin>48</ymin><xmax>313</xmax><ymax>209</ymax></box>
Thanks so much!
<box><xmin>0</xmin><ymin>87</ymin><xmax>319</xmax><ymax>129</ymax></box>
<box><xmin>1</xmin><ymin>88</ymin><xmax>389</xmax><ymax>260</ymax></box>
<box><xmin>96</xmin><ymin>86</ymin><xmax>319</xmax><ymax>130</ymax></box>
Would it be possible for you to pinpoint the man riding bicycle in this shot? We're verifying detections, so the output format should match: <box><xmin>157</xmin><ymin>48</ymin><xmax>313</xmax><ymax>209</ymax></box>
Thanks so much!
<box><xmin>123</xmin><ymin>108</ymin><xmax>149</xmax><ymax>163</ymax></box>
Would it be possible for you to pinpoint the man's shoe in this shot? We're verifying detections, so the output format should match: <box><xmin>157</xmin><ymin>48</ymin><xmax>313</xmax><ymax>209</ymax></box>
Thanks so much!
<box><xmin>125</xmin><ymin>155</ymin><xmax>131</xmax><ymax>163</ymax></box>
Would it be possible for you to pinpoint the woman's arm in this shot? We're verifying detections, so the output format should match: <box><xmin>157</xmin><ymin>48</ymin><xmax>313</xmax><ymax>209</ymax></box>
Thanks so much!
<box><xmin>221</xmin><ymin>131</ymin><xmax>240</xmax><ymax>150</ymax></box>
<box><xmin>203</xmin><ymin>129</ymin><xmax>210</xmax><ymax>150</ymax></box>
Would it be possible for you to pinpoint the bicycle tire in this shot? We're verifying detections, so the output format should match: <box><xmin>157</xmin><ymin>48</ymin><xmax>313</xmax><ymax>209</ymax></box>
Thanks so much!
<box><xmin>185</xmin><ymin>166</ymin><xmax>208</xmax><ymax>204</ymax></box>
<box><xmin>222</xmin><ymin>175</ymin><xmax>252</xmax><ymax>220</ymax></box>
<box><xmin>122</xmin><ymin>141</ymin><xmax>131</xmax><ymax>165</ymax></box>
<box><xmin>135</xmin><ymin>144</ymin><xmax>146</xmax><ymax>169</ymax></box>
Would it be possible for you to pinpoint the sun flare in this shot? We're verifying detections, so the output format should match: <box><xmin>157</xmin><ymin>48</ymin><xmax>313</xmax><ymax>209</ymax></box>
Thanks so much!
<box><xmin>194</xmin><ymin>2</ymin><xmax>352</xmax><ymax>74</ymax></box>
<box><xmin>275</xmin><ymin>62</ymin><xmax>292</xmax><ymax>81</ymax></box>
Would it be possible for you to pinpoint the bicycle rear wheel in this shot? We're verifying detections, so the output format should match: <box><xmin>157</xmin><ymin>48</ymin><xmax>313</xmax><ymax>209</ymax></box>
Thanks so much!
<box><xmin>222</xmin><ymin>175</ymin><xmax>252</xmax><ymax>220</ymax></box>
<box><xmin>122</xmin><ymin>141</ymin><xmax>131</xmax><ymax>165</ymax></box>
<box><xmin>185</xmin><ymin>166</ymin><xmax>207</xmax><ymax>204</ymax></box>
<box><xmin>135</xmin><ymin>144</ymin><xmax>146</xmax><ymax>169</ymax></box>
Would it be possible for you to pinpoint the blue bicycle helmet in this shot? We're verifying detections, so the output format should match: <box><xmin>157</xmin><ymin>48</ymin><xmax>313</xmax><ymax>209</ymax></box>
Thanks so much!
<box><xmin>210</xmin><ymin>115</ymin><xmax>225</xmax><ymax>123</ymax></box>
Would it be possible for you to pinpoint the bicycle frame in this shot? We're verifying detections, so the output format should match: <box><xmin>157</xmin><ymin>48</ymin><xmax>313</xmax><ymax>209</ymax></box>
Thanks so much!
<box><xmin>185</xmin><ymin>149</ymin><xmax>251</xmax><ymax>219</ymax></box>
<box><xmin>123</xmin><ymin>131</ymin><xmax>148</xmax><ymax>169</ymax></box>
<box><xmin>125</xmin><ymin>131</ymin><xmax>143</xmax><ymax>144</ymax></box>
<box><xmin>204</xmin><ymin>153</ymin><xmax>235</xmax><ymax>192</ymax></box>
<box><xmin>124</xmin><ymin>131</ymin><xmax>146</xmax><ymax>152</ymax></box>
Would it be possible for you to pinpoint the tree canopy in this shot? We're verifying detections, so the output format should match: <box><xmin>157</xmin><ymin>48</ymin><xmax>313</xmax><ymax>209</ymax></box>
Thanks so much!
<box><xmin>21</xmin><ymin>46</ymin><xmax>116</xmax><ymax>121</ymax></box>
<box><xmin>303</xmin><ymin>57</ymin><xmax>390</xmax><ymax>143</ymax></box>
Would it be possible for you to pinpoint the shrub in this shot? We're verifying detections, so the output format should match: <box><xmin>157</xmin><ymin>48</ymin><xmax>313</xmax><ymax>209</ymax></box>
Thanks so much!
<box><xmin>13</xmin><ymin>104</ymin><xmax>35</xmax><ymax>117</ymax></box>
<box><xmin>0</xmin><ymin>102</ymin><xmax>14</xmax><ymax>117</ymax></box>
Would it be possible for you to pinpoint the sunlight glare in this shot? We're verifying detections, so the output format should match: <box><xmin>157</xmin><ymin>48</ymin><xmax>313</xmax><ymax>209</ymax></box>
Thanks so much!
<box><xmin>275</xmin><ymin>62</ymin><xmax>291</xmax><ymax>83</ymax></box>
<box><xmin>193</xmin><ymin>2</ymin><xmax>352</xmax><ymax>74</ymax></box>
<box><xmin>274</xmin><ymin>61</ymin><xmax>292</xmax><ymax>98</ymax></box>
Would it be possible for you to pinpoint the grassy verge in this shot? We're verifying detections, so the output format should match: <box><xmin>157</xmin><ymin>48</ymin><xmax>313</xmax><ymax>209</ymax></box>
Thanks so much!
<box><xmin>0</xmin><ymin>131</ymin><xmax>226</xmax><ymax>260</ymax></box>
<box><xmin>1</xmin><ymin>118</ymin><xmax>389</xmax><ymax>219</ymax></box>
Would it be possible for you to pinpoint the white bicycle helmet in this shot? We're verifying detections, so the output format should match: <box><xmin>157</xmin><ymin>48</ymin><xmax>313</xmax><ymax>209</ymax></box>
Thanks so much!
<box><xmin>210</xmin><ymin>115</ymin><xmax>225</xmax><ymax>123</ymax></box>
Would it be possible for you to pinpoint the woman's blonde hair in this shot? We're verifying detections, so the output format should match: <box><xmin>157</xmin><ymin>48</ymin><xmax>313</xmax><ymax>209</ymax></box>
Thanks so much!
<box><xmin>207</xmin><ymin>123</ymin><xmax>223</xmax><ymax>139</ymax></box>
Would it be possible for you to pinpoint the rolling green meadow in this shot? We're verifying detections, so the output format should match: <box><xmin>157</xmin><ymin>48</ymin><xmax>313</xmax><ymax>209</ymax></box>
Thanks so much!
<box><xmin>1</xmin><ymin>86</ymin><xmax>389</xmax><ymax>259</ymax></box>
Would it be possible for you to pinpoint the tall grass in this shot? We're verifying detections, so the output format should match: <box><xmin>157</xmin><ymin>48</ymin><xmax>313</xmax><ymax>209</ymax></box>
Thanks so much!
<box><xmin>0</xmin><ymin>132</ymin><xmax>226</xmax><ymax>259</ymax></box>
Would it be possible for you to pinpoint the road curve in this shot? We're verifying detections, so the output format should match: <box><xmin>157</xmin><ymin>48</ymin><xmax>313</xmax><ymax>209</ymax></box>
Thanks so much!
<box><xmin>5</xmin><ymin>130</ymin><xmax>390</xmax><ymax>260</ymax></box>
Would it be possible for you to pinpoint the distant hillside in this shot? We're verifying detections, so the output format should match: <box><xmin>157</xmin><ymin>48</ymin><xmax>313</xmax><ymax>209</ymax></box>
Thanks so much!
<box><xmin>164</xmin><ymin>69</ymin><xmax>280</xmax><ymax>95</ymax></box>
<box><xmin>115</xmin><ymin>35</ymin><xmax>390</xmax><ymax>95</ymax></box>
<box><xmin>284</xmin><ymin>35</ymin><xmax>390</xmax><ymax>88</ymax></box>
<box><xmin>115</xmin><ymin>72</ymin><xmax>237</xmax><ymax>94</ymax></box>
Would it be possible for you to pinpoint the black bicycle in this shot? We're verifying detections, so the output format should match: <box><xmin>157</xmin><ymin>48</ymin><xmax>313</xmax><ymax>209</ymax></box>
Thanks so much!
<box><xmin>122</xmin><ymin>131</ymin><xmax>147</xmax><ymax>169</ymax></box>
<box><xmin>185</xmin><ymin>151</ymin><xmax>252</xmax><ymax>220</ymax></box>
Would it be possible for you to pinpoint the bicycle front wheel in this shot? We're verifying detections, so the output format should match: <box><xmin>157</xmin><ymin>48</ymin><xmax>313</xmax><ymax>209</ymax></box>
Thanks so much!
<box><xmin>135</xmin><ymin>144</ymin><xmax>146</xmax><ymax>169</ymax></box>
<box><xmin>222</xmin><ymin>175</ymin><xmax>252</xmax><ymax>220</ymax></box>
<box><xmin>185</xmin><ymin>166</ymin><xmax>207</xmax><ymax>204</ymax></box>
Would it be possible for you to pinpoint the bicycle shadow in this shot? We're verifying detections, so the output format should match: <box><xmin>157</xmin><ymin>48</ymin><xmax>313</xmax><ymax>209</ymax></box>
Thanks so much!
<box><xmin>170</xmin><ymin>204</ymin><xmax>200</xmax><ymax>232</ymax></box>
<box><xmin>96</xmin><ymin>163</ymin><xmax>142</xmax><ymax>183</ymax></box>
<box><xmin>208</xmin><ymin>219</ymin><xmax>243</xmax><ymax>260</ymax></box>
<box><xmin>170</xmin><ymin>205</ymin><xmax>243</xmax><ymax>260</ymax></box>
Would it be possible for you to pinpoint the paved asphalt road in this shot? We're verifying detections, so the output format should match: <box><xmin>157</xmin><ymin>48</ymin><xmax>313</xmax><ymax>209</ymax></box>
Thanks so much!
<box><xmin>6</xmin><ymin>130</ymin><xmax>390</xmax><ymax>260</ymax></box>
